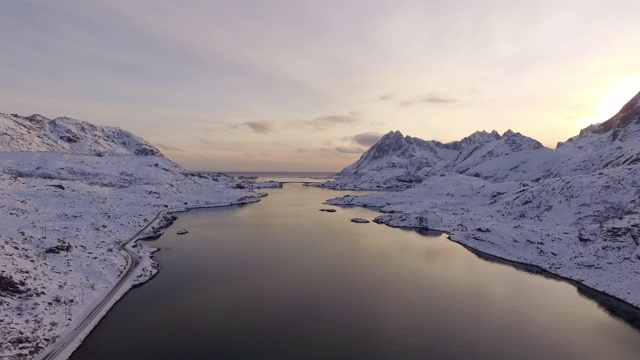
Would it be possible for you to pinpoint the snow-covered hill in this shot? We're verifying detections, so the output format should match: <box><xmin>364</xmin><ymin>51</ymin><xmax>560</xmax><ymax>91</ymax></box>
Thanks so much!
<box><xmin>0</xmin><ymin>114</ymin><xmax>265</xmax><ymax>358</ymax></box>
<box><xmin>0</xmin><ymin>113</ymin><xmax>162</xmax><ymax>156</ymax></box>
<box><xmin>324</xmin><ymin>90</ymin><xmax>640</xmax><ymax>309</ymax></box>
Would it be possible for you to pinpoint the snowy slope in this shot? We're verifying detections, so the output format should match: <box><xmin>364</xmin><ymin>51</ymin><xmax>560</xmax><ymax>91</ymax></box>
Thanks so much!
<box><xmin>324</xmin><ymin>90</ymin><xmax>640</xmax><ymax>309</ymax></box>
<box><xmin>0</xmin><ymin>113</ymin><xmax>162</xmax><ymax>156</ymax></box>
<box><xmin>0</xmin><ymin>114</ymin><xmax>264</xmax><ymax>358</ymax></box>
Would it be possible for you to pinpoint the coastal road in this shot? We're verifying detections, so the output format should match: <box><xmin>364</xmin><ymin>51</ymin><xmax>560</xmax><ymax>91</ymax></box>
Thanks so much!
<box><xmin>36</xmin><ymin>198</ymin><xmax>262</xmax><ymax>360</ymax></box>
<box><xmin>36</xmin><ymin>195</ymin><xmax>263</xmax><ymax>360</ymax></box>
<box><xmin>36</xmin><ymin>210</ymin><xmax>169</xmax><ymax>360</ymax></box>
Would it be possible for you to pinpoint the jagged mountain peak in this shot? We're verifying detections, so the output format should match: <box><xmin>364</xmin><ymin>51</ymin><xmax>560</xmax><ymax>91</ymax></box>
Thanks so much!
<box><xmin>444</xmin><ymin>130</ymin><xmax>501</xmax><ymax>151</ymax></box>
<box><xmin>379</xmin><ymin>130</ymin><xmax>405</xmax><ymax>142</ymax></box>
<box><xmin>461</xmin><ymin>130</ymin><xmax>500</xmax><ymax>142</ymax></box>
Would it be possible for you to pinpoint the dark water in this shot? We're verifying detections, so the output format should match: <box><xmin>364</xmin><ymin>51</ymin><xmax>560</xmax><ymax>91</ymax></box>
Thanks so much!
<box><xmin>72</xmin><ymin>183</ymin><xmax>640</xmax><ymax>359</ymax></box>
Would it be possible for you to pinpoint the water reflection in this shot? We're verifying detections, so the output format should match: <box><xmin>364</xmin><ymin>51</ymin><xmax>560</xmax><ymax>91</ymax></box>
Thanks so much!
<box><xmin>72</xmin><ymin>183</ymin><xmax>640</xmax><ymax>360</ymax></box>
<box><xmin>454</xmin><ymin>240</ymin><xmax>640</xmax><ymax>331</ymax></box>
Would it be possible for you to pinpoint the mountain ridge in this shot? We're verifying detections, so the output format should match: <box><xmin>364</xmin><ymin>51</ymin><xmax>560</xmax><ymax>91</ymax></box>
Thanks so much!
<box><xmin>325</xmin><ymin>90</ymin><xmax>640</xmax><ymax>190</ymax></box>
<box><xmin>0</xmin><ymin>113</ymin><xmax>162</xmax><ymax>157</ymax></box>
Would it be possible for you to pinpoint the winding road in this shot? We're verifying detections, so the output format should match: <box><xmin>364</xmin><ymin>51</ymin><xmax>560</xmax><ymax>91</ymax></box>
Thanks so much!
<box><xmin>36</xmin><ymin>197</ymin><xmax>263</xmax><ymax>360</ymax></box>
<box><xmin>36</xmin><ymin>210</ymin><xmax>168</xmax><ymax>360</ymax></box>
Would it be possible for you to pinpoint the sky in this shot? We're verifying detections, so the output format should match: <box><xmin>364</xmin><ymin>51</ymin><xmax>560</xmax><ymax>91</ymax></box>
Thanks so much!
<box><xmin>1</xmin><ymin>0</ymin><xmax>639</xmax><ymax>171</ymax></box>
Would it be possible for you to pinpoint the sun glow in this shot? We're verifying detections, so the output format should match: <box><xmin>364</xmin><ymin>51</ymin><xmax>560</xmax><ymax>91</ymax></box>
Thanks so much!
<box><xmin>597</xmin><ymin>77</ymin><xmax>640</xmax><ymax>120</ymax></box>
<box><xmin>572</xmin><ymin>77</ymin><xmax>640</xmax><ymax>133</ymax></box>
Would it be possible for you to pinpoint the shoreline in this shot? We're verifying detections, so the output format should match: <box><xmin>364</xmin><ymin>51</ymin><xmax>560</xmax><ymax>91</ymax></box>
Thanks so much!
<box><xmin>36</xmin><ymin>197</ymin><xmax>262</xmax><ymax>360</ymax></box>
<box><xmin>367</xmin><ymin>217</ymin><xmax>640</xmax><ymax>324</ymax></box>
<box><xmin>443</xmin><ymin>231</ymin><xmax>640</xmax><ymax>323</ymax></box>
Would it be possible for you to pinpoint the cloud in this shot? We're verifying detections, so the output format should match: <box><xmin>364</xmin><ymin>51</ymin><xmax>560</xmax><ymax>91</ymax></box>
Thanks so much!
<box><xmin>192</xmin><ymin>136</ymin><xmax>236</xmax><ymax>150</ymax></box>
<box><xmin>399</xmin><ymin>95</ymin><xmax>459</xmax><ymax>107</ymax></box>
<box><xmin>378</xmin><ymin>94</ymin><xmax>394</xmax><ymax>101</ymax></box>
<box><xmin>200</xmin><ymin>122</ymin><xmax>240</xmax><ymax>133</ymax></box>
<box><xmin>335</xmin><ymin>146</ymin><xmax>365</xmax><ymax>154</ymax></box>
<box><xmin>154</xmin><ymin>142</ymin><xmax>184</xmax><ymax>152</ymax></box>
<box><xmin>348</xmin><ymin>132</ymin><xmax>383</xmax><ymax>146</ymax></box>
<box><xmin>243</xmin><ymin>120</ymin><xmax>276</xmax><ymax>134</ymax></box>
<box><xmin>293</xmin><ymin>115</ymin><xmax>360</xmax><ymax>130</ymax></box>
<box><xmin>193</xmin><ymin>136</ymin><xmax>213</xmax><ymax>145</ymax></box>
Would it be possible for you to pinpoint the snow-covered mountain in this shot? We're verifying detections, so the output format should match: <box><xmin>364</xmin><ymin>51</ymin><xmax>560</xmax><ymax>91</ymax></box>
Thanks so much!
<box><xmin>0</xmin><ymin>113</ymin><xmax>162</xmax><ymax>156</ymax></box>
<box><xmin>0</xmin><ymin>113</ymin><xmax>267</xmax><ymax>358</ymax></box>
<box><xmin>325</xmin><ymin>90</ymin><xmax>640</xmax><ymax>311</ymax></box>
<box><xmin>333</xmin><ymin>130</ymin><xmax>457</xmax><ymax>189</ymax></box>
<box><xmin>326</xmin><ymin>91</ymin><xmax>640</xmax><ymax>190</ymax></box>
<box><xmin>326</xmin><ymin>128</ymin><xmax>556</xmax><ymax>189</ymax></box>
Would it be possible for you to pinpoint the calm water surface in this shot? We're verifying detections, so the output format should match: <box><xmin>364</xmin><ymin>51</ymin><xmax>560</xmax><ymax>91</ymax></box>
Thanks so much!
<box><xmin>72</xmin><ymin>181</ymin><xmax>640</xmax><ymax>359</ymax></box>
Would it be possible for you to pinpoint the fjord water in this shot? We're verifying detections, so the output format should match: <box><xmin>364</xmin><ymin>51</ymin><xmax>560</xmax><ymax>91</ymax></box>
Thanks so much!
<box><xmin>73</xmin><ymin>182</ymin><xmax>640</xmax><ymax>359</ymax></box>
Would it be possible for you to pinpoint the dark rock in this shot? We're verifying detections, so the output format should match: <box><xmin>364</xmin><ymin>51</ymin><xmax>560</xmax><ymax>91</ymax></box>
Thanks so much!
<box><xmin>351</xmin><ymin>218</ymin><xmax>370</xmax><ymax>224</ymax></box>
<box><xmin>139</xmin><ymin>232</ymin><xmax>163</xmax><ymax>241</ymax></box>
<box><xmin>0</xmin><ymin>274</ymin><xmax>26</xmax><ymax>297</ymax></box>
<box><xmin>45</xmin><ymin>241</ymin><xmax>72</xmax><ymax>254</ymax></box>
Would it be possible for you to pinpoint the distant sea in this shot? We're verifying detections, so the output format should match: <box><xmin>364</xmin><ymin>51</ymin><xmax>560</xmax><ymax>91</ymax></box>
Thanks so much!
<box><xmin>194</xmin><ymin>171</ymin><xmax>336</xmax><ymax>183</ymax></box>
<box><xmin>223</xmin><ymin>171</ymin><xmax>336</xmax><ymax>182</ymax></box>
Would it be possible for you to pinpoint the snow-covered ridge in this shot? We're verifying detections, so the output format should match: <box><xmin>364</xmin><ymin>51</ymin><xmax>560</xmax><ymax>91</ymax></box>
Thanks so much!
<box><xmin>323</xmin><ymin>91</ymin><xmax>640</xmax><ymax>190</ymax></box>
<box><xmin>0</xmin><ymin>113</ymin><xmax>162</xmax><ymax>156</ymax></box>
<box><xmin>0</xmin><ymin>113</ymin><xmax>261</xmax><ymax>358</ymax></box>
<box><xmin>325</xmin><ymin>128</ymin><xmax>553</xmax><ymax>190</ymax></box>
<box><xmin>324</xmin><ymin>90</ymin><xmax>640</xmax><ymax>309</ymax></box>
